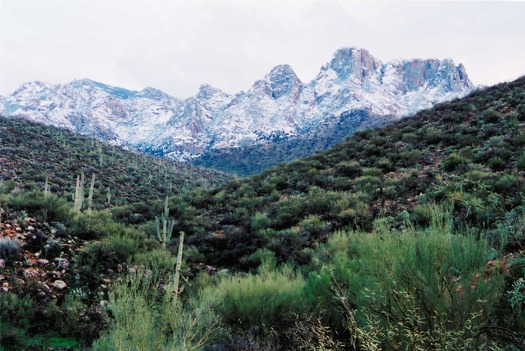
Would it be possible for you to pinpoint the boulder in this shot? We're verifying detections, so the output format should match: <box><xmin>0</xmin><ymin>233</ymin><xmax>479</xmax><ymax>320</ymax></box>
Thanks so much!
<box><xmin>57</xmin><ymin>258</ymin><xmax>70</xmax><ymax>269</ymax></box>
<box><xmin>37</xmin><ymin>259</ymin><xmax>49</xmax><ymax>266</ymax></box>
<box><xmin>53</xmin><ymin>280</ymin><xmax>67</xmax><ymax>290</ymax></box>
<box><xmin>39</xmin><ymin>283</ymin><xmax>52</xmax><ymax>294</ymax></box>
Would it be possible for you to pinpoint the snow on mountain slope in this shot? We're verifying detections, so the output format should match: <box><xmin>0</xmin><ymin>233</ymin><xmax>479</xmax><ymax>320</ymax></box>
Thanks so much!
<box><xmin>0</xmin><ymin>79</ymin><xmax>181</xmax><ymax>147</ymax></box>
<box><xmin>0</xmin><ymin>47</ymin><xmax>474</xmax><ymax>162</ymax></box>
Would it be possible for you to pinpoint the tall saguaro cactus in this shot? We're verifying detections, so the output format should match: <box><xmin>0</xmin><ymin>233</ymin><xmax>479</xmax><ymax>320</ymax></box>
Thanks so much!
<box><xmin>73</xmin><ymin>172</ymin><xmax>85</xmax><ymax>217</ymax></box>
<box><xmin>173</xmin><ymin>231</ymin><xmax>185</xmax><ymax>299</ymax></box>
<box><xmin>87</xmin><ymin>174</ymin><xmax>96</xmax><ymax>212</ymax></box>
<box><xmin>156</xmin><ymin>196</ymin><xmax>175</xmax><ymax>248</ymax></box>
<box><xmin>43</xmin><ymin>175</ymin><xmax>50</xmax><ymax>197</ymax></box>
<box><xmin>106</xmin><ymin>187</ymin><xmax>112</xmax><ymax>206</ymax></box>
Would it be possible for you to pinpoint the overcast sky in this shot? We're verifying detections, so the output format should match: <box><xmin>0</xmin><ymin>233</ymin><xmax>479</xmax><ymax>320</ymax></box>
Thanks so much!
<box><xmin>1</xmin><ymin>0</ymin><xmax>524</xmax><ymax>98</ymax></box>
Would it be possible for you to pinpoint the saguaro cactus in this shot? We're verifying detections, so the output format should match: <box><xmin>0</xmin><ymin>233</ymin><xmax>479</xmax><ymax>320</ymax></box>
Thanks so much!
<box><xmin>173</xmin><ymin>231</ymin><xmax>185</xmax><ymax>299</ymax></box>
<box><xmin>156</xmin><ymin>196</ymin><xmax>175</xmax><ymax>248</ymax></box>
<box><xmin>87</xmin><ymin>174</ymin><xmax>96</xmax><ymax>211</ymax></box>
<box><xmin>44</xmin><ymin>175</ymin><xmax>50</xmax><ymax>197</ymax></box>
<box><xmin>106</xmin><ymin>187</ymin><xmax>112</xmax><ymax>205</ymax></box>
<box><xmin>72</xmin><ymin>173</ymin><xmax>85</xmax><ymax>217</ymax></box>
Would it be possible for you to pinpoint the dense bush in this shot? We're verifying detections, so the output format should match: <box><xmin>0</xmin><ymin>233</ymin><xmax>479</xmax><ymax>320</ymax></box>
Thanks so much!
<box><xmin>0</xmin><ymin>238</ymin><xmax>21</xmax><ymax>264</ymax></box>
<box><xmin>92</xmin><ymin>271</ymin><xmax>221</xmax><ymax>351</ymax></box>
<box><xmin>305</xmin><ymin>208</ymin><xmax>507</xmax><ymax>349</ymax></box>
<box><xmin>209</xmin><ymin>263</ymin><xmax>306</xmax><ymax>333</ymax></box>
<box><xmin>7</xmin><ymin>191</ymin><xmax>70</xmax><ymax>223</ymax></box>
<box><xmin>0</xmin><ymin>293</ymin><xmax>88</xmax><ymax>349</ymax></box>
<box><xmin>71</xmin><ymin>210</ymin><xmax>129</xmax><ymax>240</ymax></box>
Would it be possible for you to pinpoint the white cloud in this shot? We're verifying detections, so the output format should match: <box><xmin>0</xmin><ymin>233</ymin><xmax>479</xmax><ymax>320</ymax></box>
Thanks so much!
<box><xmin>1</xmin><ymin>0</ymin><xmax>524</xmax><ymax>97</ymax></box>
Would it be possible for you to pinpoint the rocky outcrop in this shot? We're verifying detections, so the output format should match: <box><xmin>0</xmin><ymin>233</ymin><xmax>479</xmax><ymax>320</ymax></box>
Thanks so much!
<box><xmin>267</xmin><ymin>64</ymin><xmax>303</xmax><ymax>99</ymax></box>
<box><xmin>327</xmin><ymin>47</ymin><xmax>381</xmax><ymax>81</ymax></box>
<box><xmin>0</xmin><ymin>215</ymin><xmax>74</xmax><ymax>300</ymax></box>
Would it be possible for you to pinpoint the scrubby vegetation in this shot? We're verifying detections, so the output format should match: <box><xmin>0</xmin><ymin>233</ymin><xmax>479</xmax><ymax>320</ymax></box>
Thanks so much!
<box><xmin>1</xmin><ymin>76</ymin><xmax>525</xmax><ymax>350</ymax></box>
<box><xmin>0</xmin><ymin>117</ymin><xmax>232</xmax><ymax>204</ymax></box>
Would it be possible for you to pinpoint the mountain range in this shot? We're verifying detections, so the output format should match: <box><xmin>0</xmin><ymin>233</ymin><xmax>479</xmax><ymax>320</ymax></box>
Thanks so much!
<box><xmin>0</xmin><ymin>47</ymin><xmax>475</xmax><ymax>174</ymax></box>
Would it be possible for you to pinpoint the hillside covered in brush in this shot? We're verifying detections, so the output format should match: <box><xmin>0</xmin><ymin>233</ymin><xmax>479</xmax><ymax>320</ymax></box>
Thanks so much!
<box><xmin>1</xmin><ymin>76</ymin><xmax>525</xmax><ymax>350</ymax></box>
<box><xmin>0</xmin><ymin>116</ymin><xmax>232</xmax><ymax>205</ymax></box>
<box><xmin>146</xmin><ymin>75</ymin><xmax>525</xmax><ymax>268</ymax></box>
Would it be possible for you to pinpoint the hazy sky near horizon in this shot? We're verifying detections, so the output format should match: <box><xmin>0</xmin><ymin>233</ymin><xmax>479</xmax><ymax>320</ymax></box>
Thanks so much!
<box><xmin>1</xmin><ymin>0</ymin><xmax>524</xmax><ymax>98</ymax></box>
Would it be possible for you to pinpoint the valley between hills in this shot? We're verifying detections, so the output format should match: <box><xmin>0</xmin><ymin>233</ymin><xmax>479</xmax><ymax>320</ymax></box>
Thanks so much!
<box><xmin>0</xmin><ymin>47</ymin><xmax>473</xmax><ymax>176</ymax></box>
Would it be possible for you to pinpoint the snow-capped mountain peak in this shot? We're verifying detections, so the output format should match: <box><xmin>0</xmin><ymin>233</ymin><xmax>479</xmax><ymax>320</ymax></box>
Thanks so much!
<box><xmin>136</xmin><ymin>87</ymin><xmax>174</xmax><ymax>101</ymax></box>
<box><xmin>325</xmin><ymin>47</ymin><xmax>382</xmax><ymax>81</ymax></box>
<box><xmin>0</xmin><ymin>47</ymin><xmax>475</xmax><ymax>164</ymax></box>
<box><xmin>265</xmin><ymin>64</ymin><xmax>302</xmax><ymax>100</ymax></box>
<box><xmin>12</xmin><ymin>81</ymin><xmax>53</xmax><ymax>97</ymax></box>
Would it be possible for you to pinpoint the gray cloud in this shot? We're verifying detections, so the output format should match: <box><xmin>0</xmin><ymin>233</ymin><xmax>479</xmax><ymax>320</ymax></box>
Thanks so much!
<box><xmin>1</xmin><ymin>0</ymin><xmax>524</xmax><ymax>98</ymax></box>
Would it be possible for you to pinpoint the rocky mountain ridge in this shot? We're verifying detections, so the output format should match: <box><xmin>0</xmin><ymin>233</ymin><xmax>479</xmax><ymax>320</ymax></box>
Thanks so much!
<box><xmin>0</xmin><ymin>47</ymin><xmax>474</xmax><ymax>167</ymax></box>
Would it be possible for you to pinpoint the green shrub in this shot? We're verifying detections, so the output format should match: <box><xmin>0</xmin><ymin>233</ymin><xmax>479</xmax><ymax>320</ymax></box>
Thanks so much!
<box><xmin>494</xmin><ymin>174</ymin><xmax>517</xmax><ymax>193</ymax></box>
<box><xmin>334</xmin><ymin>161</ymin><xmax>361</xmax><ymax>177</ymax></box>
<box><xmin>423</xmin><ymin>127</ymin><xmax>441</xmax><ymax>144</ymax></box>
<box><xmin>398</xmin><ymin>150</ymin><xmax>421</xmax><ymax>167</ymax></box>
<box><xmin>0</xmin><ymin>238</ymin><xmax>21</xmax><ymax>264</ymax></box>
<box><xmin>43</xmin><ymin>238</ymin><xmax>63</xmax><ymax>260</ymax></box>
<box><xmin>210</xmin><ymin>265</ymin><xmax>306</xmax><ymax>331</ymax></box>
<box><xmin>355</xmin><ymin>175</ymin><xmax>382</xmax><ymax>195</ymax></box>
<box><xmin>0</xmin><ymin>322</ymin><xmax>27</xmax><ymax>351</ymax></box>
<box><xmin>362</xmin><ymin>167</ymin><xmax>383</xmax><ymax>177</ymax></box>
<box><xmin>0</xmin><ymin>293</ymin><xmax>37</xmax><ymax>331</ymax></box>
<box><xmin>177</xmin><ymin>246</ymin><xmax>203</xmax><ymax>269</ymax></box>
<box><xmin>111</xmin><ymin>201</ymin><xmax>157</xmax><ymax>224</ymax></box>
<box><xmin>133</xmin><ymin>249</ymin><xmax>176</xmax><ymax>276</ymax></box>
<box><xmin>0</xmin><ymin>292</ymin><xmax>94</xmax><ymax>345</ymax></box>
<box><xmin>75</xmin><ymin>233</ymin><xmax>151</xmax><ymax>287</ymax></box>
<box><xmin>488</xmin><ymin>156</ymin><xmax>506</xmax><ymax>171</ymax></box>
<box><xmin>442</xmin><ymin>153</ymin><xmax>469</xmax><ymax>172</ymax></box>
<box><xmin>71</xmin><ymin>210</ymin><xmax>127</xmax><ymax>240</ymax></box>
<box><xmin>401</xmin><ymin>132</ymin><xmax>419</xmax><ymax>144</ymax></box>
<box><xmin>507</xmin><ymin>275</ymin><xmax>525</xmax><ymax>315</ymax></box>
<box><xmin>481</xmin><ymin>108</ymin><xmax>501</xmax><ymax>123</ymax></box>
<box><xmin>516</xmin><ymin>153</ymin><xmax>525</xmax><ymax>173</ymax></box>
<box><xmin>7</xmin><ymin>191</ymin><xmax>70</xmax><ymax>223</ymax></box>
<box><xmin>239</xmin><ymin>248</ymin><xmax>277</xmax><ymax>270</ymax></box>
<box><xmin>375</xmin><ymin>157</ymin><xmax>394</xmax><ymax>172</ymax></box>
<box><xmin>298</xmin><ymin>215</ymin><xmax>330</xmax><ymax>240</ymax></box>
<box><xmin>0</xmin><ymin>180</ymin><xmax>16</xmax><ymax>194</ymax></box>
<box><xmin>92</xmin><ymin>271</ymin><xmax>221</xmax><ymax>351</ymax></box>
<box><xmin>511</xmin><ymin>133</ymin><xmax>525</xmax><ymax>147</ymax></box>
<box><xmin>251</xmin><ymin>212</ymin><xmax>272</xmax><ymax>231</ymax></box>
<box><xmin>305</xmin><ymin>207</ymin><xmax>505</xmax><ymax>347</ymax></box>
